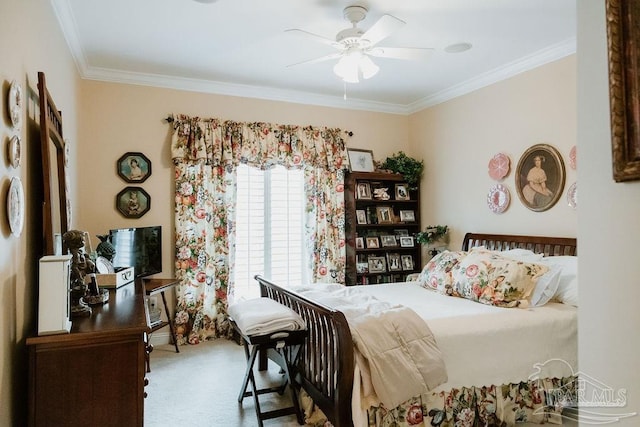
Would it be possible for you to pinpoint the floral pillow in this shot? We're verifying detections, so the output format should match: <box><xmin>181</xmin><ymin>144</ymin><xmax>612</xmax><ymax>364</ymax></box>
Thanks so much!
<box><xmin>417</xmin><ymin>250</ymin><xmax>467</xmax><ymax>293</ymax></box>
<box><xmin>451</xmin><ymin>249</ymin><xmax>549</xmax><ymax>308</ymax></box>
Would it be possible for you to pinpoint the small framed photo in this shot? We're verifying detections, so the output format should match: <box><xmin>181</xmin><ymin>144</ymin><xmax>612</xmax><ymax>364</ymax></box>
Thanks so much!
<box><xmin>116</xmin><ymin>186</ymin><xmax>151</xmax><ymax>218</ymax></box>
<box><xmin>394</xmin><ymin>229</ymin><xmax>409</xmax><ymax>236</ymax></box>
<box><xmin>380</xmin><ymin>235</ymin><xmax>397</xmax><ymax>247</ymax></box>
<box><xmin>371</xmin><ymin>183</ymin><xmax>391</xmax><ymax>201</ymax></box>
<box><xmin>348</xmin><ymin>148</ymin><xmax>375</xmax><ymax>172</ymax></box>
<box><xmin>356</xmin><ymin>209</ymin><xmax>367</xmax><ymax>224</ymax></box>
<box><xmin>399</xmin><ymin>236</ymin><xmax>415</xmax><ymax>248</ymax></box>
<box><xmin>395</xmin><ymin>183</ymin><xmax>410</xmax><ymax>200</ymax></box>
<box><xmin>399</xmin><ymin>210</ymin><xmax>416</xmax><ymax>223</ymax></box>
<box><xmin>387</xmin><ymin>253</ymin><xmax>402</xmax><ymax>271</ymax></box>
<box><xmin>401</xmin><ymin>255</ymin><xmax>415</xmax><ymax>271</ymax></box>
<box><xmin>355</xmin><ymin>237</ymin><xmax>365</xmax><ymax>249</ymax></box>
<box><xmin>376</xmin><ymin>206</ymin><xmax>393</xmax><ymax>224</ymax></box>
<box><xmin>356</xmin><ymin>262</ymin><xmax>369</xmax><ymax>274</ymax></box>
<box><xmin>365</xmin><ymin>236</ymin><xmax>379</xmax><ymax>249</ymax></box>
<box><xmin>117</xmin><ymin>152</ymin><xmax>151</xmax><ymax>183</ymax></box>
<box><xmin>356</xmin><ymin>182</ymin><xmax>372</xmax><ymax>200</ymax></box>
<box><xmin>368</xmin><ymin>256</ymin><xmax>387</xmax><ymax>273</ymax></box>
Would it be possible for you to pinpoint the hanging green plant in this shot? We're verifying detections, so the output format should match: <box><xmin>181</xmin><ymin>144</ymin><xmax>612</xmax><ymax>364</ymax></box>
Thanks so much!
<box><xmin>379</xmin><ymin>151</ymin><xmax>424</xmax><ymax>190</ymax></box>
<box><xmin>416</xmin><ymin>225</ymin><xmax>449</xmax><ymax>246</ymax></box>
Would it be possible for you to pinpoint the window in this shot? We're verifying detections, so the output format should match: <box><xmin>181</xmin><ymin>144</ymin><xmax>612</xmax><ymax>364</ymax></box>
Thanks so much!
<box><xmin>233</xmin><ymin>164</ymin><xmax>306</xmax><ymax>300</ymax></box>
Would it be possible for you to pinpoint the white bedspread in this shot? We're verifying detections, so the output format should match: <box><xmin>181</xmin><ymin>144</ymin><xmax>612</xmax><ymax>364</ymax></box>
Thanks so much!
<box><xmin>293</xmin><ymin>285</ymin><xmax>447</xmax><ymax>409</ymax></box>
<box><xmin>354</xmin><ymin>282</ymin><xmax>578</xmax><ymax>390</ymax></box>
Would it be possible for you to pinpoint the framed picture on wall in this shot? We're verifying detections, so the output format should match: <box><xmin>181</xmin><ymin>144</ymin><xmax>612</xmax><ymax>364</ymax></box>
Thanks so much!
<box><xmin>515</xmin><ymin>144</ymin><xmax>565</xmax><ymax>212</ymax></box>
<box><xmin>116</xmin><ymin>186</ymin><xmax>151</xmax><ymax>218</ymax></box>
<box><xmin>117</xmin><ymin>152</ymin><xmax>152</xmax><ymax>183</ymax></box>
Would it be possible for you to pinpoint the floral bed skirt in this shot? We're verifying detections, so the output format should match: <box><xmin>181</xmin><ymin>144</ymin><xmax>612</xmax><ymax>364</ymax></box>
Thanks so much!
<box><xmin>366</xmin><ymin>376</ymin><xmax>577</xmax><ymax>427</ymax></box>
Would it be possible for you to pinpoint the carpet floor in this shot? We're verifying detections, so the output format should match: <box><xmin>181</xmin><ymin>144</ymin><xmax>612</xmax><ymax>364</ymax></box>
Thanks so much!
<box><xmin>144</xmin><ymin>339</ymin><xmax>302</xmax><ymax>427</ymax></box>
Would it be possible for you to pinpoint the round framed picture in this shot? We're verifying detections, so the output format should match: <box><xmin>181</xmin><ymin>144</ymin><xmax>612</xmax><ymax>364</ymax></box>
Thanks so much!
<box><xmin>515</xmin><ymin>144</ymin><xmax>565</xmax><ymax>212</ymax></box>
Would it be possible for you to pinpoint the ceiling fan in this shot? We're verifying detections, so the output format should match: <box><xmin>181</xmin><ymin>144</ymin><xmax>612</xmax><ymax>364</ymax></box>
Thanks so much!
<box><xmin>286</xmin><ymin>5</ymin><xmax>433</xmax><ymax>83</ymax></box>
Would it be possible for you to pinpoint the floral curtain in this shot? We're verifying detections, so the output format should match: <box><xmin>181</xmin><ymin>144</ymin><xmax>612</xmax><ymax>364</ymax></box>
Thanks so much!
<box><xmin>170</xmin><ymin>115</ymin><xmax>350</xmax><ymax>344</ymax></box>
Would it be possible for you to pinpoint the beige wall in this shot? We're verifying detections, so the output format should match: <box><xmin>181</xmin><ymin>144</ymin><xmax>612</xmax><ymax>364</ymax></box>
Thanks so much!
<box><xmin>76</xmin><ymin>81</ymin><xmax>410</xmax><ymax>279</ymax></box>
<box><xmin>409</xmin><ymin>56</ymin><xmax>577</xmax><ymax>249</ymax></box>
<box><xmin>578</xmin><ymin>2</ymin><xmax>640</xmax><ymax>423</ymax></box>
<box><xmin>0</xmin><ymin>0</ymin><xmax>80</xmax><ymax>425</ymax></box>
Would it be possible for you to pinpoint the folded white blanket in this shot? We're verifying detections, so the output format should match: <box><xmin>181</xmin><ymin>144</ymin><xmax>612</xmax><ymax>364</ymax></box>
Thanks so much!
<box><xmin>228</xmin><ymin>297</ymin><xmax>306</xmax><ymax>336</ymax></box>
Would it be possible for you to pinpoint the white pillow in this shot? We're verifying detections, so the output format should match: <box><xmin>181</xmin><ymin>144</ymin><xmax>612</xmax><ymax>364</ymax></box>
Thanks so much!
<box><xmin>529</xmin><ymin>264</ymin><xmax>562</xmax><ymax>307</ymax></box>
<box><xmin>539</xmin><ymin>256</ymin><xmax>578</xmax><ymax>306</ymax></box>
<box><xmin>470</xmin><ymin>246</ymin><xmax>544</xmax><ymax>263</ymax></box>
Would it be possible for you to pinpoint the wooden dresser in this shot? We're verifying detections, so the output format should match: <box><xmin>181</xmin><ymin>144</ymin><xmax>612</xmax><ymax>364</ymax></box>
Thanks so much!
<box><xmin>26</xmin><ymin>280</ymin><xmax>149</xmax><ymax>427</ymax></box>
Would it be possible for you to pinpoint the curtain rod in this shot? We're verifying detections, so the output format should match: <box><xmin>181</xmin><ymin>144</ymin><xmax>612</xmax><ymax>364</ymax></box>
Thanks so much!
<box><xmin>164</xmin><ymin>114</ymin><xmax>353</xmax><ymax>136</ymax></box>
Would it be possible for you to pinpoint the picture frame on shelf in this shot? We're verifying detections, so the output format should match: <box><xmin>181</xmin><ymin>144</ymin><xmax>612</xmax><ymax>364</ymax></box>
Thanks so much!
<box><xmin>116</xmin><ymin>186</ymin><xmax>151</xmax><ymax>218</ymax></box>
<box><xmin>347</xmin><ymin>148</ymin><xmax>375</xmax><ymax>172</ymax></box>
<box><xmin>395</xmin><ymin>183</ymin><xmax>410</xmax><ymax>200</ymax></box>
<box><xmin>356</xmin><ymin>262</ymin><xmax>369</xmax><ymax>274</ymax></box>
<box><xmin>376</xmin><ymin>206</ymin><xmax>393</xmax><ymax>224</ymax></box>
<box><xmin>356</xmin><ymin>209</ymin><xmax>367</xmax><ymax>224</ymax></box>
<box><xmin>355</xmin><ymin>237</ymin><xmax>365</xmax><ymax>249</ymax></box>
<box><xmin>117</xmin><ymin>152</ymin><xmax>151</xmax><ymax>183</ymax></box>
<box><xmin>399</xmin><ymin>236</ymin><xmax>415</xmax><ymax>248</ymax></box>
<box><xmin>380</xmin><ymin>235</ymin><xmax>397</xmax><ymax>247</ymax></box>
<box><xmin>387</xmin><ymin>253</ymin><xmax>402</xmax><ymax>271</ymax></box>
<box><xmin>394</xmin><ymin>229</ymin><xmax>409</xmax><ymax>236</ymax></box>
<box><xmin>368</xmin><ymin>256</ymin><xmax>387</xmax><ymax>273</ymax></box>
<box><xmin>365</xmin><ymin>236</ymin><xmax>379</xmax><ymax>249</ymax></box>
<box><xmin>371</xmin><ymin>183</ymin><xmax>391</xmax><ymax>201</ymax></box>
<box><xmin>399</xmin><ymin>210</ymin><xmax>415</xmax><ymax>222</ymax></box>
<box><xmin>356</xmin><ymin>182</ymin><xmax>372</xmax><ymax>199</ymax></box>
<box><xmin>401</xmin><ymin>255</ymin><xmax>414</xmax><ymax>271</ymax></box>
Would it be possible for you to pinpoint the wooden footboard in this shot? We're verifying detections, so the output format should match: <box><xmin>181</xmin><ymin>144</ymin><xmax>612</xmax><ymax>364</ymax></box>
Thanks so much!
<box><xmin>255</xmin><ymin>275</ymin><xmax>354</xmax><ymax>426</ymax></box>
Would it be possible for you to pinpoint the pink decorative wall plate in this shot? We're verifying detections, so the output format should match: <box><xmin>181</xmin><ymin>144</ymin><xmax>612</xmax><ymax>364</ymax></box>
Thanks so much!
<box><xmin>569</xmin><ymin>146</ymin><xmax>577</xmax><ymax>170</ymax></box>
<box><xmin>488</xmin><ymin>153</ymin><xmax>510</xmax><ymax>180</ymax></box>
<box><xmin>487</xmin><ymin>184</ymin><xmax>510</xmax><ymax>214</ymax></box>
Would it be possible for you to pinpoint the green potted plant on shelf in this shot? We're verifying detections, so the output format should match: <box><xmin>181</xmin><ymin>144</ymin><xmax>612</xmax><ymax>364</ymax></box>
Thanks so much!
<box><xmin>416</xmin><ymin>225</ymin><xmax>449</xmax><ymax>246</ymax></box>
<box><xmin>379</xmin><ymin>151</ymin><xmax>424</xmax><ymax>190</ymax></box>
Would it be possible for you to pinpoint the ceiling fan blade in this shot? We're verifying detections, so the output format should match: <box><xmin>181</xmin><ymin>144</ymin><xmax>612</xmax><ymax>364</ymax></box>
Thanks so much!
<box><xmin>286</xmin><ymin>52</ymin><xmax>343</xmax><ymax>68</ymax></box>
<box><xmin>361</xmin><ymin>14</ymin><xmax>405</xmax><ymax>47</ymax></box>
<box><xmin>368</xmin><ymin>47</ymin><xmax>434</xmax><ymax>61</ymax></box>
<box><xmin>285</xmin><ymin>29</ymin><xmax>340</xmax><ymax>48</ymax></box>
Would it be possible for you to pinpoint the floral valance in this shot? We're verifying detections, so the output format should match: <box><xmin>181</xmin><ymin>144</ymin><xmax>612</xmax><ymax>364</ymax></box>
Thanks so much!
<box><xmin>170</xmin><ymin>114</ymin><xmax>350</xmax><ymax>172</ymax></box>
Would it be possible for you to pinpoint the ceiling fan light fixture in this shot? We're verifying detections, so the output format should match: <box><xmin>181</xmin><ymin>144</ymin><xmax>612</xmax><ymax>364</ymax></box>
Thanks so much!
<box><xmin>333</xmin><ymin>52</ymin><xmax>379</xmax><ymax>83</ymax></box>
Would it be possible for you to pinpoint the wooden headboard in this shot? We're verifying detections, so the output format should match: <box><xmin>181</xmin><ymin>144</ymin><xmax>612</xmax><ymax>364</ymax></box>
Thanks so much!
<box><xmin>462</xmin><ymin>232</ymin><xmax>577</xmax><ymax>256</ymax></box>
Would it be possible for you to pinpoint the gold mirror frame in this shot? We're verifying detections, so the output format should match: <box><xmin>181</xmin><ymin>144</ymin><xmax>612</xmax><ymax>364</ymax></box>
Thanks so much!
<box><xmin>606</xmin><ymin>0</ymin><xmax>640</xmax><ymax>182</ymax></box>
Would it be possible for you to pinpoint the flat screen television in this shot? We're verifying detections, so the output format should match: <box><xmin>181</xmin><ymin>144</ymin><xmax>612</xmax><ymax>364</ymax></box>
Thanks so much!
<box><xmin>109</xmin><ymin>226</ymin><xmax>162</xmax><ymax>278</ymax></box>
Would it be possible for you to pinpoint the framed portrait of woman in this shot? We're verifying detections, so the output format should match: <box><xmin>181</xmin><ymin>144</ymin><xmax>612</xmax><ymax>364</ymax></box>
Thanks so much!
<box><xmin>515</xmin><ymin>144</ymin><xmax>565</xmax><ymax>212</ymax></box>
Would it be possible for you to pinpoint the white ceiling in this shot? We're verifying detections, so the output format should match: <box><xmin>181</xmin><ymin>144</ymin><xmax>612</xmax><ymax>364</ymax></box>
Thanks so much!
<box><xmin>51</xmin><ymin>0</ymin><xmax>576</xmax><ymax>115</ymax></box>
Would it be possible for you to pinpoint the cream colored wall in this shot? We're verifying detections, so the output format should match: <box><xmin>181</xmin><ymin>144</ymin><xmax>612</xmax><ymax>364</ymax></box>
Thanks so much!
<box><xmin>0</xmin><ymin>0</ymin><xmax>80</xmax><ymax>425</ymax></box>
<box><xmin>409</xmin><ymin>56</ymin><xmax>577</xmax><ymax>250</ymax></box>
<box><xmin>578</xmin><ymin>1</ymin><xmax>640</xmax><ymax>422</ymax></box>
<box><xmin>76</xmin><ymin>81</ymin><xmax>409</xmax><ymax>280</ymax></box>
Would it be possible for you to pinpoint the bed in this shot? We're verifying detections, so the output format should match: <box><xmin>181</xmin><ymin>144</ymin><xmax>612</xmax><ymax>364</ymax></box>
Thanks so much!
<box><xmin>255</xmin><ymin>232</ymin><xmax>578</xmax><ymax>427</ymax></box>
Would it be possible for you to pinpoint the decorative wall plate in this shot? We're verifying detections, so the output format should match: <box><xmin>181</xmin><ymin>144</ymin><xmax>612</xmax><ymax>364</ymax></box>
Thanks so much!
<box><xmin>8</xmin><ymin>135</ymin><xmax>21</xmax><ymax>168</ymax></box>
<box><xmin>7</xmin><ymin>176</ymin><xmax>25</xmax><ymax>236</ymax></box>
<box><xmin>487</xmin><ymin>184</ymin><xmax>510</xmax><ymax>214</ymax></box>
<box><xmin>7</xmin><ymin>80</ymin><xmax>23</xmax><ymax>129</ymax></box>
<box><xmin>567</xmin><ymin>182</ymin><xmax>577</xmax><ymax>209</ymax></box>
<box><xmin>488</xmin><ymin>153</ymin><xmax>510</xmax><ymax>180</ymax></box>
<box><xmin>569</xmin><ymin>146</ymin><xmax>577</xmax><ymax>170</ymax></box>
